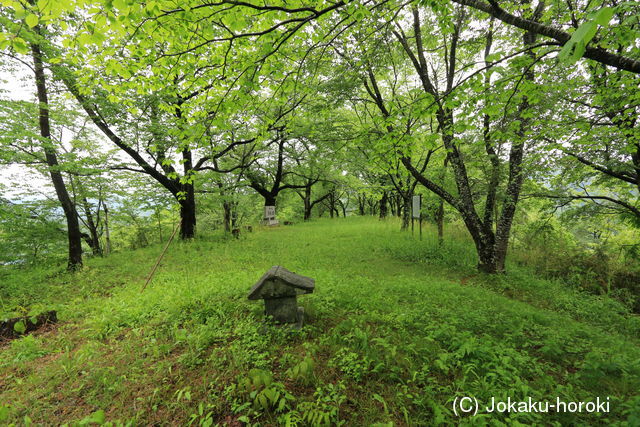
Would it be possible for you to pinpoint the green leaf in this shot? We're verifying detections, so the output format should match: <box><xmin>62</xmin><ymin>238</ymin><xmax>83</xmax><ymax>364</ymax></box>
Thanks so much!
<box><xmin>14</xmin><ymin>320</ymin><xmax>26</xmax><ymax>334</ymax></box>
<box><xmin>559</xmin><ymin>20</ymin><xmax>596</xmax><ymax>64</ymax></box>
<box><xmin>559</xmin><ymin>6</ymin><xmax>615</xmax><ymax>65</ymax></box>
<box><xmin>25</xmin><ymin>14</ymin><xmax>39</xmax><ymax>28</ymax></box>
<box><xmin>573</xmin><ymin>21</ymin><xmax>598</xmax><ymax>44</ymax></box>
<box><xmin>590</xmin><ymin>6</ymin><xmax>614</xmax><ymax>26</ymax></box>
<box><xmin>89</xmin><ymin>409</ymin><xmax>106</xmax><ymax>424</ymax></box>
<box><xmin>37</xmin><ymin>0</ymin><xmax>51</xmax><ymax>13</ymax></box>
<box><xmin>12</xmin><ymin>37</ymin><xmax>28</xmax><ymax>54</ymax></box>
<box><xmin>0</xmin><ymin>405</ymin><xmax>10</xmax><ymax>422</ymax></box>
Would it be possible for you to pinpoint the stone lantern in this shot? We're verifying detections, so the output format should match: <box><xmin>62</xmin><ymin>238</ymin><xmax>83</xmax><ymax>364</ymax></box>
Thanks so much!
<box><xmin>248</xmin><ymin>266</ymin><xmax>314</xmax><ymax>326</ymax></box>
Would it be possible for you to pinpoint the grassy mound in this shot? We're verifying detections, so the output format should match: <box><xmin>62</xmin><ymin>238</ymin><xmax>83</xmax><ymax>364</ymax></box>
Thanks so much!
<box><xmin>1</xmin><ymin>217</ymin><xmax>639</xmax><ymax>425</ymax></box>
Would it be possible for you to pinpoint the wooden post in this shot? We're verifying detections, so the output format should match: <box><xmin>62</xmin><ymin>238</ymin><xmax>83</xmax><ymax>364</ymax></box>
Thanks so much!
<box><xmin>141</xmin><ymin>220</ymin><xmax>180</xmax><ymax>293</ymax></box>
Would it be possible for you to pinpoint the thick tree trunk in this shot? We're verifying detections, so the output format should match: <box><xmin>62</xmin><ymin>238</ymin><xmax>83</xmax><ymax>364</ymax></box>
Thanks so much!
<box><xmin>175</xmin><ymin>106</ymin><xmax>198</xmax><ymax>240</ymax></box>
<box><xmin>31</xmin><ymin>41</ymin><xmax>83</xmax><ymax>270</ymax></box>
<box><xmin>477</xmin><ymin>244</ymin><xmax>498</xmax><ymax>274</ymax></box>
<box><xmin>264</xmin><ymin>194</ymin><xmax>277</xmax><ymax>207</ymax></box>
<box><xmin>179</xmin><ymin>183</ymin><xmax>196</xmax><ymax>239</ymax></box>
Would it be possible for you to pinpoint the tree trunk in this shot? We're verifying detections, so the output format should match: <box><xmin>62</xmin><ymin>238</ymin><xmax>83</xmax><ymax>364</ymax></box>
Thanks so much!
<box><xmin>379</xmin><ymin>191</ymin><xmax>388</xmax><ymax>219</ymax></box>
<box><xmin>179</xmin><ymin>183</ymin><xmax>196</xmax><ymax>239</ymax></box>
<box><xmin>231</xmin><ymin>202</ymin><xmax>238</xmax><ymax>228</ymax></box>
<box><xmin>31</xmin><ymin>41</ymin><xmax>83</xmax><ymax>270</ymax></box>
<box><xmin>401</xmin><ymin>194</ymin><xmax>411</xmax><ymax>230</ymax></box>
<box><xmin>477</xmin><ymin>243</ymin><xmax>498</xmax><ymax>274</ymax></box>
<box><xmin>264</xmin><ymin>194</ymin><xmax>277</xmax><ymax>207</ymax></box>
<box><xmin>492</xmin><ymin>6</ymin><xmax>540</xmax><ymax>273</ymax></box>
<box><xmin>369</xmin><ymin>199</ymin><xmax>379</xmax><ymax>216</ymax></box>
<box><xmin>482</xmin><ymin>22</ymin><xmax>500</xmax><ymax>236</ymax></box>
<box><xmin>223</xmin><ymin>200</ymin><xmax>232</xmax><ymax>232</ymax></box>
<box><xmin>358</xmin><ymin>195</ymin><xmax>366</xmax><ymax>216</ymax></box>
<box><xmin>339</xmin><ymin>199</ymin><xmax>347</xmax><ymax>217</ymax></box>
<box><xmin>177</xmin><ymin>109</ymin><xmax>198</xmax><ymax>240</ymax></box>
<box><xmin>103</xmin><ymin>201</ymin><xmax>111</xmax><ymax>255</ymax></box>
<box><xmin>388</xmin><ymin>195</ymin><xmax>397</xmax><ymax>218</ymax></box>
<box><xmin>303</xmin><ymin>185</ymin><xmax>312</xmax><ymax>220</ymax></box>
<box><xmin>326</xmin><ymin>190</ymin><xmax>338</xmax><ymax>218</ymax></box>
<box><xmin>88</xmin><ymin>230</ymin><xmax>101</xmax><ymax>256</ymax></box>
<box><xmin>435</xmin><ymin>200</ymin><xmax>444</xmax><ymax>244</ymax></box>
<box><xmin>437</xmin><ymin>154</ymin><xmax>449</xmax><ymax>245</ymax></box>
<box><xmin>385</xmin><ymin>7</ymin><xmax>540</xmax><ymax>274</ymax></box>
<box><xmin>81</xmin><ymin>197</ymin><xmax>102</xmax><ymax>256</ymax></box>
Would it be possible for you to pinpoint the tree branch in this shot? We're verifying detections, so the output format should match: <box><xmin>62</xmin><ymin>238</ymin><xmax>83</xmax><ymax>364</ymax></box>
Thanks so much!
<box><xmin>452</xmin><ymin>0</ymin><xmax>640</xmax><ymax>74</ymax></box>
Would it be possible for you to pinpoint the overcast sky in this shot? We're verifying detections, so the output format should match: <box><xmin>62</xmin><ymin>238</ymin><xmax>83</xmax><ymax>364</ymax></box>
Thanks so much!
<box><xmin>1</xmin><ymin>63</ymin><xmax>83</xmax><ymax>200</ymax></box>
<box><xmin>1</xmin><ymin>63</ymin><xmax>50</xmax><ymax>199</ymax></box>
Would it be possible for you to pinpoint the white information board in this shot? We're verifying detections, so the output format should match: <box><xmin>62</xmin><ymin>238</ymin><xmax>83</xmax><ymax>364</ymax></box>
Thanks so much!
<box><xmin>264</xmin><ymin>206</ymin><xmax>276</xmax><ymax>219</ymax></box>
<box><xmin>263</xmin><ymin>205</ymin><xmax>279</xmax><ymax>226</ymax></box>
<box><xmin>412</xmin><ymin>195</ymin><xmax>421</xmax><ymax>219</ymax></box>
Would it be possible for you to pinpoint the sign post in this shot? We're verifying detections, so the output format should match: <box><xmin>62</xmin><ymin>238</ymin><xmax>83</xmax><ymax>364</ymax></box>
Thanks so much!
<box><xmin>411</xmin><ymin>214</ymin><xmax>414</xmax><ymax>236</ymax></box>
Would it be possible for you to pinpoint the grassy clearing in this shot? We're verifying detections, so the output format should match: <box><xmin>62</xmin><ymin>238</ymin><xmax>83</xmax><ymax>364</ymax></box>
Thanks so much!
<box><xmin>1</xmin><ymin>217</ymin><xmax>639</xmax><ymax>425</ymax></box>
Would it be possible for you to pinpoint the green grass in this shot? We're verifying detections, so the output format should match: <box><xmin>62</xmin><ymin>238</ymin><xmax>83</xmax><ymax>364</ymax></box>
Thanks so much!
<box><xmin>1</xmin><ymin>217</ymin><xmax>639</xmax><ymax>425</ymax></box>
